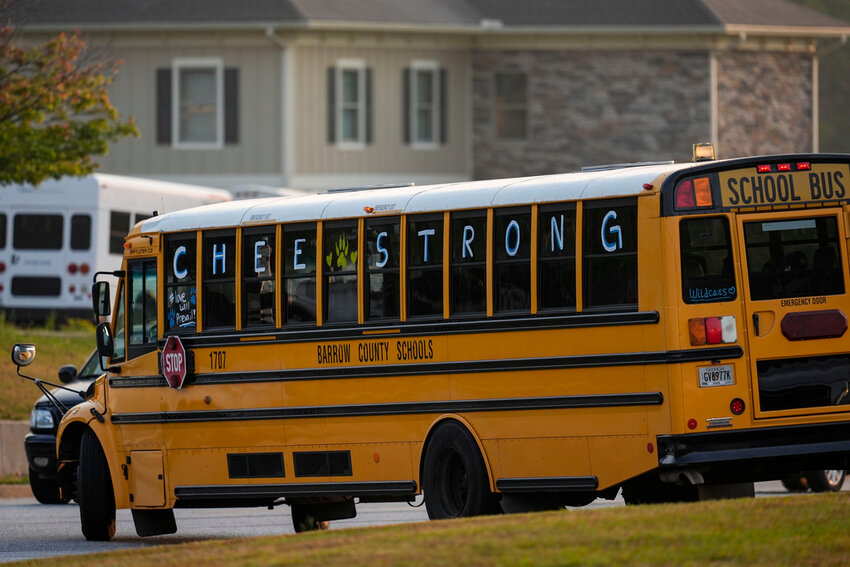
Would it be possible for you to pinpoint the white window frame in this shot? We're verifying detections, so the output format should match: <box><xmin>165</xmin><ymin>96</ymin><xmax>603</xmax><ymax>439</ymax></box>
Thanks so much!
<box><xmin>410</xmin><ymin>60</ymin><xmax>440</xmax><ymax>150</ymax></box>
<box><xmin>336</xmin><ymin>59</ymin><xmax>366</xmax><ymax>150</ymax></box>
<box><xmin>172</xmin><ymin>57</ymin><xmax>224</xmax><ymax>150</ymax></box>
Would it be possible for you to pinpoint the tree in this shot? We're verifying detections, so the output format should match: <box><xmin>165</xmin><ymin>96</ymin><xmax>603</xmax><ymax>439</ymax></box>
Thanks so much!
<box><xmin>0</xmin><ymin>3</ymin><xmax>138</xmax><ymax>186</ymax></box>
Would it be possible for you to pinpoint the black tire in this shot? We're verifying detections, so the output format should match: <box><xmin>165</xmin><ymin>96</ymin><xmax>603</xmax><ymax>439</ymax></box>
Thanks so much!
<box><xmin>805</xmin><ymin>470</ymin><xmax>846</xmax><ymax>493</ymax></box>
<box><xmin>291</xmin><ymin>505</ymin><xmax>330</xmax><ymax>533</ymax></box>
<box><xmin>622</xmin><ymin>476</ymin><xmax>699</xmax><ymax>505</ymax></box>
<box><xmin>29</xmin><ymin>467</ymin><xmax>69</xmax><ymax>505</ymax></box>
<box><xmin>78</xmin><ymin>428</ymin><xmax>116</xmax><ymax>541</ymax></box>
<box><xmin>422</xmin><ymin>421</ymin><xmax>499</xmax><ymax>519</ymax></box>
<box><xmin>781</xmin><ymin>474</ymin><xmax>808</xmax><ymax>492</ymax></box>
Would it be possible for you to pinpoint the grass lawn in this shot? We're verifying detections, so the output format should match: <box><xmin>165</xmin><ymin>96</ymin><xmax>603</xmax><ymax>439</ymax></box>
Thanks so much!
<box><xmin>0</xmin><ymin>318</ymin><xmax>95</xmax><ymax>421</ymax></box>
<box><xmin>16</xmin><ymin>493</ymin><xmax>850</xmax><ymax>567</ymax></box>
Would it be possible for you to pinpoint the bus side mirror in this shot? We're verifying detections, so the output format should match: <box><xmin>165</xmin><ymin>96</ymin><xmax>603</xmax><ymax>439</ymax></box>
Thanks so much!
<box><xmin>96</xmin><ymin>323</ymin><xmax>115</xmax><ymax>363</ymax></box>
<box><xmin>93</xmin><ymin>282</ymin><xmax>111</xmax><ymax>318</ymax></box>
<box><xmin>91</xmin><ymin>282</ymin><xmax>112</xmax><ymax>317</ymax></box>
<box><xmin>11</xmin><ymin>344</ymin><xmax>36</xmax><ymax>367</ymax></box>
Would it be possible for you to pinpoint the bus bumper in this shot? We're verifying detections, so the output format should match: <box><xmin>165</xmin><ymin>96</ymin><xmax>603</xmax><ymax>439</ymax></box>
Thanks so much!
<box><xmin>656</xmin><ymin>421</ymin><xmax>850</xmax><ymax>482</ymax></box>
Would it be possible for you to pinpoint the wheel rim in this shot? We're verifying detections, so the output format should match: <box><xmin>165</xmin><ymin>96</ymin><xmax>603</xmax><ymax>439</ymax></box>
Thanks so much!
<box><xmin>826</xmin><ymin>470</ymin><xmax>845</xmax><ymax>488</ymax></box>
<box><xmin>435</xmin><ymin>446</ymin><xmax>468</xmax><ymax>517</ymax></box>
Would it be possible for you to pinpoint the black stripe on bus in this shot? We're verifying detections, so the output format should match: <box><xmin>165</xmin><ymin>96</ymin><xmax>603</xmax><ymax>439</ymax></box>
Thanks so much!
<box><xmin>109</xmin><ymin>345</ymin><xmax>743</xmax><ymax>388</ymax></box>
<box><xmin>169</xmin><ymin>310</ymin><xmax>661</xmax><ymax>348</ymax></box>
<box><xmin>109</xmin><ymin>392</ymin><xmax>663</xmax><ymax>425</ymax></box>
<box><xmin>496</xmin><ymin>476</ymin><xmax>599</xmax><ymax>493</ymax></box>
<box><xmin>174</xmin><ymin>480</ymin><xmax>417</xmax><ymax>501</ymax></box>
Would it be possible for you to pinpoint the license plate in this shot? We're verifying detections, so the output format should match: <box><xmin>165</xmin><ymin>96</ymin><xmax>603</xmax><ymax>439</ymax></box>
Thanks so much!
<box><xmin>698</xmin><ymin>365</ymin><xmax>734</xmax><ymax>387</ymax></box>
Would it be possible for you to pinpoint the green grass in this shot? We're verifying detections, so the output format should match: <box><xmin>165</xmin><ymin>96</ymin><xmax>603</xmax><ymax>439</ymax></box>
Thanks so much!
<box><xmin>0</xmin><ymin>474</ymin><xmax>27</xmax><ymax>484</ymax></box>
<box><xmin>0</xmin><ymin>318</ymin><xmax>96</xmax><ymax>421</ymax></box>
<box><xmin>11</xmin><ymin>494</ymin><xmax>850</xmax><ymax>566</ymax></box>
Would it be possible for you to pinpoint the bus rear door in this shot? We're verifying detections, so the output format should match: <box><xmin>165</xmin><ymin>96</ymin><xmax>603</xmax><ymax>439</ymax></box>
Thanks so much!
<box><xmin>735</xmin><ymin>208</ymin><xmax>850</xmax><ymax>420</ymax></box>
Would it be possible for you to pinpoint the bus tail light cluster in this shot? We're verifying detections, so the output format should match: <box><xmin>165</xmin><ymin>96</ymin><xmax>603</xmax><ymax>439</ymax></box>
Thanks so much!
<box><xmin>689</xmin><ymin>316</ymin><xmax>737</xmax><ymax>345</ymax></box>
<box><xmin>67</xmin><ymin>262</ymin><xmax>91</xmax><ymax>275</ymax></box>
<box><xmin>674</xmin><ymin>177</ymin><xmax>713</xmax><ymax>209</ymax></box>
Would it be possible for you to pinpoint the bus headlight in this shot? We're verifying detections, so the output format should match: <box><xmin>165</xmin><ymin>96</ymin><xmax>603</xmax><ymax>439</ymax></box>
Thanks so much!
<box><xmin>30</xmin><ymin>408</ymin><xmax>55</xmax><ymax>431</ymax></box>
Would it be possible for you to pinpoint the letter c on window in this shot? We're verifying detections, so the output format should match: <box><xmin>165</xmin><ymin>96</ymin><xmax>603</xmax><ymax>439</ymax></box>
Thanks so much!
<box><xmin>173</xmin><ymin>245</ymin><xmax>188</xmax><ymax>280</ymax></box>
<box><xmin>601</xmin><ymin>210</ymin><xmax>622</xmax><ymax>253</ymax></box>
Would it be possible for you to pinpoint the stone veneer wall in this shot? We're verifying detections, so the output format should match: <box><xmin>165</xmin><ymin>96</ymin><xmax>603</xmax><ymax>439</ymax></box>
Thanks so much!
<box><xmin>716</xmin><ymin>51</ymin><xmax>813</xmax><ymax>159</ymax></box>
<box><xmin>472</xmin><ymin>50</ymin><xmax>711</xmax><ymax>179</ymax></box>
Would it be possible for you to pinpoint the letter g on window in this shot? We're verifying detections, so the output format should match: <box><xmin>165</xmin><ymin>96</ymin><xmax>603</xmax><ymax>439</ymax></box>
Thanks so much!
<box><xmin>601</xmin><ymin>210</ymin><xmax>623</xmax><ymax>253</ymax></box>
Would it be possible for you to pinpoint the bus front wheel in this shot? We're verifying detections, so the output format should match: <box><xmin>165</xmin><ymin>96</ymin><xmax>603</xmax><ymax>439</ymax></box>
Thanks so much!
<box><xmin>422</xmin><ymin>421</ymin><xmax>499</xmax><ymax>519</ymax></box>
<box><xmin>78</xmin><ymin>428</ymin><xmax>116</xmax><ymax>541</ymax></box>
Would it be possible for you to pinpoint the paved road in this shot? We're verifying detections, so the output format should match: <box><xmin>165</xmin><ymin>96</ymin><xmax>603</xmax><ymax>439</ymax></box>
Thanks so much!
<box><xmin>0</xmin><ymin>481</ymin><xmax>825</xmax><ymax>563</ymax></box>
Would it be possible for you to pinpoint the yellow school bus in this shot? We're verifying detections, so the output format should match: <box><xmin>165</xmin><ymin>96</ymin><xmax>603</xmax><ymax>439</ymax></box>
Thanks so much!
<box><xmin>21</xmin><ymin>147</ymin><xmax>850</xmax><ymax>540</ymax></box>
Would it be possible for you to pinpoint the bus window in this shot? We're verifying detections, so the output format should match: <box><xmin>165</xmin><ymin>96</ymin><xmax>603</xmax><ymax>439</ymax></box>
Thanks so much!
<box><xmin>744</xmin><ymin>216</ymin><xmax>844</xmax><ymax>301</ymax></box>
<box><xmin>680</xmin><ymin>217</ymin><xmax>736</xmax><ymax>304</ymax></box>
<box><xmin>365</xmin><ymin>217</ymin><xmax>400</xmax><ymax>321</ymax></box>
<box><xmin>71</xmin><ymin>214</ymin><xmax>92</xmax><ymax>251</ymax></box>
<box><xmin>14</xmin><ymin>214</ymin><xmax>62</xmax><ymax>250</ymax></box>
<box><xmin>451</xmin><ymin>211</ymin><xmax>486</xmax><ymax>315</ymax></box>
<box><xmin>494</xmin><ymin>207</ymin><xmax>531</xmax><ymax>313</ymax></box>
<box><xmin>0</xmin><ymin>213</ymin><xmax>6</xmax><ymax>249</ymax></box>
<box><xmin>202</xmin><ymin>230</ymin><xmax>236</xmax><ymax>330</ymax></box>
<box><xmin>164</xmin><ymin>233</ymin><xmax>197</xmax><ymax>332</ymax></box>
<box><xmin>324</xmin><ymin>221</ymin><xmax>358</xmax><ymax>323</ymax></box>
<box><xmin>538</xmin><ymin>203</ymin><xmax>576</xmax><ymax>311</ymax></box>
<box><xmin>112</xmin><ymin>280</ymin><xmax>126</xmax><ymax>364</ymax></box>
<box><xmin>110</xmin><ymin>211</ymin><xmax>131</xmax><ymax>254</ymax></box>
<box><xmin>407</xmin><ymin>214</ymin><xmax>443</xmax><ymax>318</ymax></box>
<box><xmin>283</xmin><ymin>224</ymin><xmax>317</xmax><ymax>325</ymax></box>
<box><xmin>242</xmin><ymin>227</ymin><xmax>276</xmax><ymax>328</ymax></box>
<box><xmin>127</xmin><ymin>259</ymin><xmax>158</xmax><ymax>358</ymax></box>
<box><xmin>583</xmin><ymin>198</ymin><xmax>637</xmax><ymax>310</ymax></box>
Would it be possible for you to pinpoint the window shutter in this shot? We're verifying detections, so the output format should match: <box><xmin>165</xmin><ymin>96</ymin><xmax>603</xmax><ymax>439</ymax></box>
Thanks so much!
<box><xmin>402</xmin><ymin>68</ymin><xmax>411</xmax><ymax>145</ymax></box>
<box><xmin>224</xmin><ymin>68</ymin><xmax>239</xmax><ymax>145</ymax></box>
<box><xmin>156</xmin><ymin>68</ymin><xmax>172</xmax><ymax>145</ymax></box>
<box><xmin>365</xmin><ymin>68</ymin><xmax>373</xmax><ymax>145</ymax></box>
<box><xmin>327</xmin><ymin>67</ymin><xmax>336</xmax><ymax>144</ymax></box>
<box><xmin>439</xmin><ymin>68</ymin><xmax>448</xmax><ymax>145</ymax></box>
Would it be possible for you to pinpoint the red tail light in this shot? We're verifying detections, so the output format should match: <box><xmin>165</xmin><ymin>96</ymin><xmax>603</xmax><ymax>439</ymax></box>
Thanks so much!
<box><xmin>68</xmin><ymin>263</ymin><xmax>78</xmax><ymax>274</ymax></box>
<box><xmin>689</xmin><ymin>316</ymin><xmax>737</xmax><ymax>345</ymax></box>
<box><xmin>80</xmin><ymin>263</ymin><xmax>90</xmax><ymax>275</ymax></box>
<box><xmin>797</xmin><ymin>162</ymin><xmax>811</xmax><ymax>171</ymax></box>
<box><xmin>730</xmin><ymin>398</ymin><xmax>745</xmax><ymax>415</ymax></box>
<box><xmin>757</xmin><ymin>164</ymin><xmax>772</xmax><ymax>173</ymax></box>
<box><xmin>674</xmin><ymin>177</ymin><xmax>713</xmax><ymax>210</ymax></box>
<box><xmin>0</xmin><ymin>261</ymin><xmax>5</xmax><ymax>273</ymax></box>
<box><xmin>777</xmin><ymin>163</ymin><xmax>791</xmax><ymax>172</ymax></box>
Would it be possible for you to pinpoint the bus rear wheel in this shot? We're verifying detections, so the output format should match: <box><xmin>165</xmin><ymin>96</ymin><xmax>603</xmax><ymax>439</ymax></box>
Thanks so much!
<box><xmin>78</xmin><ymin>428</ymin><xmax>116</xmax><ymax>541</ymax></box>
<box><xmin>422</xmin><ymin>421</ymin><xmax>498</xmax><ymax>519</ymax></box>
<box><xmin>805</xmin><ymin>470</ymin><xmax>846</xmax><ymax>493</ymax></box>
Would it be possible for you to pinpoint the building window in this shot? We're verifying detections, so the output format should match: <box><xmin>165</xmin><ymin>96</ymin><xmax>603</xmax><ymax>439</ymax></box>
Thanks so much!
<box><xmin>403</xmin><ymin>61</ymin><xmax>447</xmax><ymax>147</ymax></box>
<box><xmin>327</xmin><ymin>60</ymin><xmax>373</xmax><ymax>148</ymax></box>
<box><xmin>156</xmin><ymin>59</ymin><xmax>239</xmax><ymax>147</ymax></box>
<box><xmin>494</xmin><ymin>72</ymin><xmax>528</xmax><ymax>140</ymax></box>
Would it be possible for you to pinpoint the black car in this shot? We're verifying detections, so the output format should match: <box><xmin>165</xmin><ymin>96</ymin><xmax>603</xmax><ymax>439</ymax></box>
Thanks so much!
<box><xmin>24</xmin><ymin>350</ymin><xmax>101</xmax><ymax>504</ymax></box>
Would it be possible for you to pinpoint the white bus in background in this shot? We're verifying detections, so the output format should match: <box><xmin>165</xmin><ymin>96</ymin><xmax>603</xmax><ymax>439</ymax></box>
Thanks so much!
<box><xmin>0</xmin><ymin>174</ymin><xmax>232</xmax><ymax>322</ymax></box>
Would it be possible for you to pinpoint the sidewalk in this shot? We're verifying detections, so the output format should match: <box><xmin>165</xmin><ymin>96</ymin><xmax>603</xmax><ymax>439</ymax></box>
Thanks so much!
<box><xmin>0</xmin><ymin>484</ymin><xmax>31</xmax><ymax>498</ymax></box>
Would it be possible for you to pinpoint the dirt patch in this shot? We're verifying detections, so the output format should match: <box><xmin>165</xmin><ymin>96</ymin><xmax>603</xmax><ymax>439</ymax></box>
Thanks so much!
<box><xmin>0</xmin><ymin>484</ymin><xmax>32</xmax><ymax>499</ymax></box>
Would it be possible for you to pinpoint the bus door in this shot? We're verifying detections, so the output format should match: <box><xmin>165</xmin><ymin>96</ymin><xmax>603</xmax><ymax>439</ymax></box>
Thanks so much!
<box><xmin>735</xmin><ymin>208</ymin><xmax>850</xmax><ymax>419</ymax></box>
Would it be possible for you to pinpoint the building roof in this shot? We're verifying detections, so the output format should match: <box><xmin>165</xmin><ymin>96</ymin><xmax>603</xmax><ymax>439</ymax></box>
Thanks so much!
<box><xmin>11</xmin><ymin>0</ymin><xmax>850</xmax><ymax>34</ymax></box>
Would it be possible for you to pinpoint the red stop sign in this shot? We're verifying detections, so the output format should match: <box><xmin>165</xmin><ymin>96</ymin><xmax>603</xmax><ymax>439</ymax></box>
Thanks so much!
<box><xmin>162</xmin><ymin>336</ymin><xmax>187</xmax><ymax>389</ymax></box>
